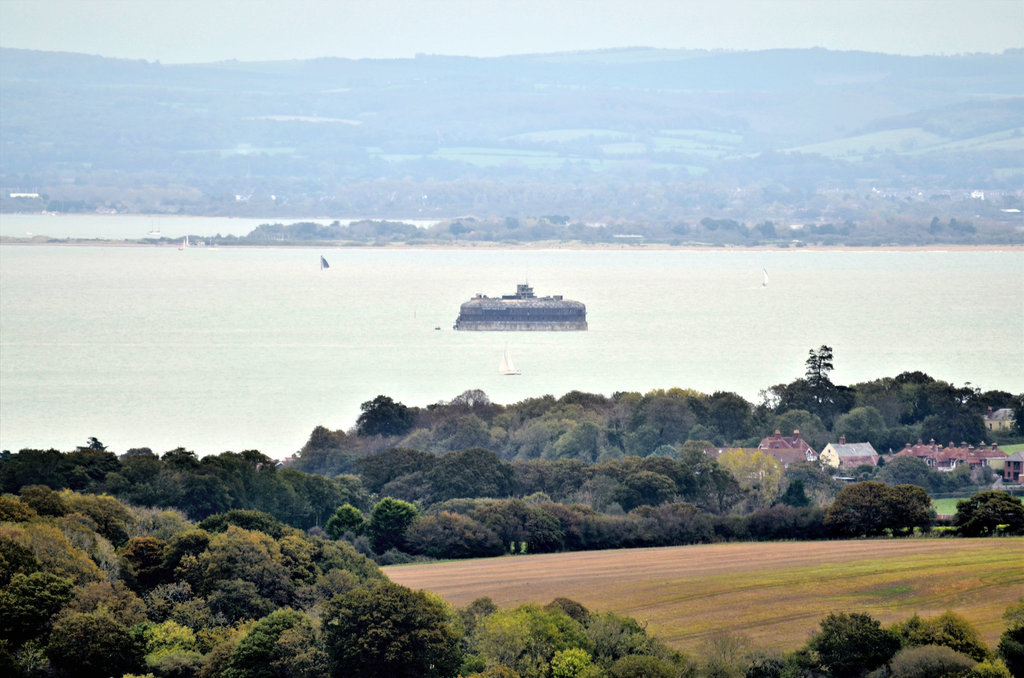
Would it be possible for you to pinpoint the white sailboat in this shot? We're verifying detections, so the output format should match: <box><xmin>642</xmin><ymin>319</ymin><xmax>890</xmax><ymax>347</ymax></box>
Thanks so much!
<box><xmin>762</xmin><ymin>267</ymin><xmax>768</xmax><ymax>287</ymax></box>
<box><xmin>499</xmin><ymin>346</ymin><xmax>521</xmax><ymax>375</ymax></box>
<box><xmin>178</xmin><ymin>235</ymin><xmax>189</xmax><ymax>250</ymax></box>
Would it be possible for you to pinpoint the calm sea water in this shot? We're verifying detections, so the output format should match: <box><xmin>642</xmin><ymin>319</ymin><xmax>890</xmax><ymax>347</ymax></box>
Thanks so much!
<box><xmin>1</xmin><ymin>237</ymin><xmax>1022</xmax><ymax>457</ymax></box>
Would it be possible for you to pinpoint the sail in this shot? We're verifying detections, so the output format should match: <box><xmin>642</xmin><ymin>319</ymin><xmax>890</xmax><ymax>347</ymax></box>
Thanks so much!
<box><xmin>762</xmin><ymin>267</ymin><xmax>768</xmax><ymax>287</ymax></box>
<box><xmin>321</xmin><ymin>255</ymin><xmax>330</xmax><ymax>270</ymax></box>
<box><xmin>499</xmin><ymin>346</ymin><xmax>521</xmax><ymax>375</ymax></box>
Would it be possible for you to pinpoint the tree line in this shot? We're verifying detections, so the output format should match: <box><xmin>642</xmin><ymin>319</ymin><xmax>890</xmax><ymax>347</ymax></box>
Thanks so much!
<box><xmin>4</xmin><ymin>439</ymin><xmax>1023</xmax><ymax>565</ymax></box>
<box><xmin>2</xmin><ymin>357</ymin><xmax>1022</xmax><ymax>562</ymax></box>
<box><xmin>296</xmin><ymin>359</ymin><xmax>1022</xmax><ymax>478</ymax></box>
<box><xmin>230</xmin><ymin>210</ymin><xmax>1020</xmax><ymax>248</ymax></box>
<box><xmin>2</xmin><ymin>488</ymin><xmax>1023</xmax><ymax>678</ymax></box>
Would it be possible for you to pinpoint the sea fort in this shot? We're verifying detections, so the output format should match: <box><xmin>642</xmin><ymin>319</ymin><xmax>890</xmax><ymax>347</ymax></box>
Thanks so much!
<box><xmin>454</xmin><ymin>283</ymin><xmax>588</xmax><ymax>331</ymax></box>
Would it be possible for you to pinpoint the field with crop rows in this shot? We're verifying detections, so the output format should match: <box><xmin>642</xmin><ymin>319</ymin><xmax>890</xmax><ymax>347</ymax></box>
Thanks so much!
<box><xmin>385</xmin><ymin>538</ymin><xmax>1024</xmax><ymax>653</ymax></box>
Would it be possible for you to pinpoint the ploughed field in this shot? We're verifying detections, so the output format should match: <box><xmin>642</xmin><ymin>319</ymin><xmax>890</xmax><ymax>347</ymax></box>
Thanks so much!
<box><xmin>385</xmin><ymin>538</ymin><xmax>1024</xmax><ymax>653</ymax></box>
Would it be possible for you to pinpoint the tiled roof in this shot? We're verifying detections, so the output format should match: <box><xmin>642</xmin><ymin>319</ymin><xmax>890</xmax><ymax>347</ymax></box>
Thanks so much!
<box><xmin>758</xmin><ymin>430</ymin><xmax>816</xmax><ymax>455</ymax></box>
<box><xmin>894</xmin><ymin>439</ymin><xmax>1006</xmax><ymax>467</ymax></box>
<box><xmin>831</xmin><ymin>442</ymin><xmax>878</xmax><ymax>457</ymax></box>
<box><xmin>838</xmin><ymin>454</ymin><xmax>879</xmax><ymax>468</ymax></box>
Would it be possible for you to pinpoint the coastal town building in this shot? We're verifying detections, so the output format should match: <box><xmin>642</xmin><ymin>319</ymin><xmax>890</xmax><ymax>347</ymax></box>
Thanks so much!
<box><xmin>756</xmin><ymin>430</ymin><xmax>818</xmax><ymax>467</ymax></box>
<box><xmin>983</xmin><ymin>407</ymin><xmax>1016</xmax><ymax>433</ymax></box>
<box><xmin>819</xmin><ymin>436</ymin><xmax>880</xmax><ymax>470</ymax></box>
<box><xmin>1004</xmin><ymin>452</ymin><xmax>1024</xmax><ymax>484</ymax></box>
<box><xmin>892</xmin><ymin>439</ymin><xmax>1007</xmax><ymax>475</ymax></box>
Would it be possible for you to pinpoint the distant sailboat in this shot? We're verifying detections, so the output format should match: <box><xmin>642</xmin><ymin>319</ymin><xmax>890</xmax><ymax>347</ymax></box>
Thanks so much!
<box><xmin>178</xmin><ymin>235</ymin><xmax>189</xmax><ymax>250</ymax></box>
<box><xmin>762</xmin><ymin>267</ymin><xmax>768</xmax><ymax>287</ymax></box>
<box><xmin>499</xmin><ymin>346</ymin><xmax>521</xmax><ymax>375</ymax></box>
<box><xmin>320</xmin><ymin>255</ymin><xmax>330</xmax><ymax>270</ymax></box>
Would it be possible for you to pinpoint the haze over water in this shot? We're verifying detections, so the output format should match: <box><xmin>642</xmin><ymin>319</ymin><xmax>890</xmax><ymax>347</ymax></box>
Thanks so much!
<box><xmin>1</xmin><ymin>229</ymin><xmax>1022</xmax><ymax>457</ymax></box>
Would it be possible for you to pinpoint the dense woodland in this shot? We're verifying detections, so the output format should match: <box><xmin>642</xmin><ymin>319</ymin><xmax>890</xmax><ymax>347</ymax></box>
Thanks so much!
<box><xmin>3</xmin><ymin>353</ymin><xmax>1024</xmax><ymax>676</ymax></box>
<box><xmin>2</xmin><ymin>487</ymin><xmax>1024</xmax><ymax>678</ymax></box>
<box><xmin>3</xmin><ymin>354</ymin><xmax>1023</xmax><ymax>561</ymax></box>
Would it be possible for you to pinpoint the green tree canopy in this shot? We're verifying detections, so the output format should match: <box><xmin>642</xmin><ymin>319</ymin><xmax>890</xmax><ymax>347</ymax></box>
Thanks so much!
<box><xmin>825</xmin><ymin>481</ymin><xmax>933</xmax><ymax>537</ymax></box>
<box><xmin>366</xmin><ymin>497</ymin><xmax>419</xmax><ymax>553</ymax></box>
<box><xmin>322</xmin><ymin>580</ymin><xmax>461</xmax><ymax>678</ymax></box>
<box><xmin>46</xmin><ymin>608</ymin><xmax>144</xmax><ymax>678</ymax></box>
<box><xmin>356</xmin><ymin>395</ymin><xmax>416</xmax><ymax>437</ymax></box>
<box><xmin>0</xmin><ymin>571</ymin><xmax>75</xmax><ymax>647</ymax></box>
<box><xmin>888</xmin><ymin>644</ymin><xmax>978</xmax><ymax>678</ymax></box>
<box><xmin>472</xmin><ymin>603</ymin><xmax>592</xmax><ymax>678</ymax></box>
<box><xmin>325</xmin><ymin>503</ymin><xmax>365</xmax><ymax>539</ymax></box>
<box><xmin>892</xmin><ymin>611</ymin><xmax>991</xmax><ymax>661</ymax></box>
<box><xmin>224</xmin><ymin>607</ymin><xmax>324</xmax><ymax>678</ymax></box>
<box><xmin>955</xmin><ymin>491</ymin><xmax>1024</xmax><ymax>537</ymax></box>
<box><xmin>998</xmin><ymin>601</ymin><xmax>1024</xmax><ymax>678</ymax></box>
<box><xmin>808</xmin><ymin>611</ymin><xmax>901</xmax><ymax>678</ymax></box>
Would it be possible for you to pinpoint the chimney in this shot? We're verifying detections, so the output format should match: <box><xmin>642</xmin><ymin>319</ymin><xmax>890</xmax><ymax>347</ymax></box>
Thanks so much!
<box><xmin>839</xmin><ymin>435</ymin><xmax>846</xmax><ymax>445</ymax></box>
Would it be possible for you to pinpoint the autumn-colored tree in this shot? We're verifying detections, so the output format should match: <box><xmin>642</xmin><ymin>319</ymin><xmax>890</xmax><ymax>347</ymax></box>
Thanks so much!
<box><xmin>473</xmin><ymin>604</ymin><xmax>591</xmax><ymax>678</ymax></box>
<box><xmin>717</xmin><ymin>449</ymin><xmax>783</xmax><ymax>510</ymax></box>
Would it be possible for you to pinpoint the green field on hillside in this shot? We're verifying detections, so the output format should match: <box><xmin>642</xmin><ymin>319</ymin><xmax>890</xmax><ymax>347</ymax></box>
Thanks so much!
<box><xmin>932</xmin><ymin>497</ymin><xmax>967</xmax><ymax>515</ymax></box>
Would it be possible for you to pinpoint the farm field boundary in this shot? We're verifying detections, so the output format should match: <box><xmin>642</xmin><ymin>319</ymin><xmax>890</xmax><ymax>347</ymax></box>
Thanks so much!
<box><xmin>385</xmin><ymin>538</ymin><xmax>1024</xmax><ymax>653</ymax></box>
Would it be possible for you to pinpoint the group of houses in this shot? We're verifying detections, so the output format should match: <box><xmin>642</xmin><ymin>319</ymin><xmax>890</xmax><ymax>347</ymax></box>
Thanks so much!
<box><xmin>710</xmin><ymin>408</ymin><xmax>1021</xmax><ymax>485</ymax></box>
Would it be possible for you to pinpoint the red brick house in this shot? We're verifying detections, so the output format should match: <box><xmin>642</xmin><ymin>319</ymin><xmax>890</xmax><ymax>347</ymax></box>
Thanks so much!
<box><xmin>757</xmin><ymin>429</ymin><xmax>818</xmax><ymax>466</ymax></box>
<box><xmin>1005</xmin><ymin>452</ymin><xmax>1024</xmax><ymax>484</ymax></box>
<box><xmin>893</xmin><ymin>438</ymin><xmax>1006</xmax><ymax>474</ymax></box>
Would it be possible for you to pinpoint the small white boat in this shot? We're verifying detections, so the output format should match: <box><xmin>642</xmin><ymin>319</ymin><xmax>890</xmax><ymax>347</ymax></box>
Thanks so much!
<box><xmin>499</xmin><ymin>346</ymin><xmax>521</xmax><ymax>375</ymax></box>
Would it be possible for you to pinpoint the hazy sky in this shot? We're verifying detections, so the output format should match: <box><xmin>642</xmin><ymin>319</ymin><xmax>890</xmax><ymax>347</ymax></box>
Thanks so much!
<box><xmin>1</xmin><ymin>0</ymin><xmax>1022</xmax><ymax>62</ymax></box>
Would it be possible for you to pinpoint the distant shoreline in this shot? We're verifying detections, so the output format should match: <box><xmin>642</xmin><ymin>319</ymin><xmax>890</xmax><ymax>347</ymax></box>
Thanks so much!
<box><xmin>2</xmin><ymin>237</ymin><xmax>1022</xmax><ymax>253</ymax></box>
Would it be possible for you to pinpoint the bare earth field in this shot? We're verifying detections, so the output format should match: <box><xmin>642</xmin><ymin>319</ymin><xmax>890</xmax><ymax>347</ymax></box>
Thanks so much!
<box><xmin>385</xmin><ymin>538</ymin><xmax>1024</xmax><ymax>653</ymax></box>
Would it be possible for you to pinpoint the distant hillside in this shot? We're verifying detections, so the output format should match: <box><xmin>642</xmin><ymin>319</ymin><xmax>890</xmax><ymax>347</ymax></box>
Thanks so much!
<box><xmin>1</xmin><ymin>47</ymin><xmax>1023</xmax><ymax>230</ymax></box>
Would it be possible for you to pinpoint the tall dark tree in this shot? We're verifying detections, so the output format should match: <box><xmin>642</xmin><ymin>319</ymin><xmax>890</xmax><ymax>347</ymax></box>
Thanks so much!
<box><xmin>366</xmin><ymin>497</ymin><xmax>419</xmax><ymax>553</ymax></box>
<box><xmin>803</xmin><ymin>345</ymin><xmax>851</xmax><ymax>425</ymax></box>
<box><xmin>356</xmin><ymin>396</ymin><xmax>415</xmax><ymax>438</ymax></box>
<box><xmin>805</xmin><ymin>345</ymin><xmax>835</xmax><ymax>389</ymax></box>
